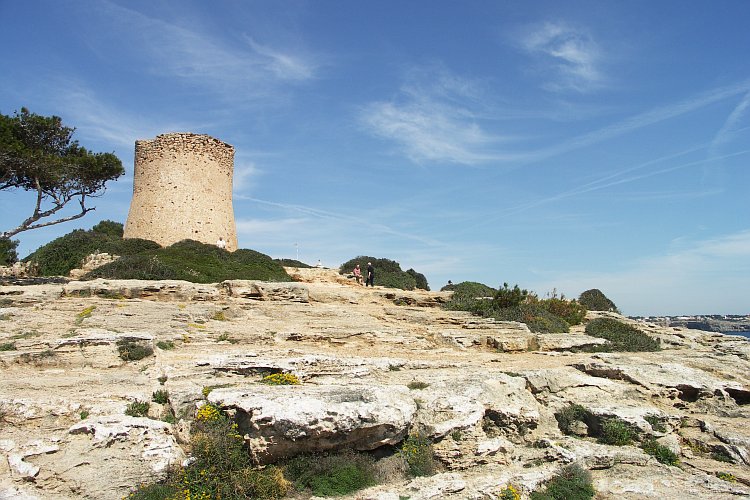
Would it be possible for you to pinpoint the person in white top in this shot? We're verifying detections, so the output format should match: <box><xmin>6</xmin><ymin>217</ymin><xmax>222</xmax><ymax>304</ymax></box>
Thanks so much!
<box><xmin>216</xmin><ymin>237</ymin><xmax>226</xmax><ymax>249</ymax></box>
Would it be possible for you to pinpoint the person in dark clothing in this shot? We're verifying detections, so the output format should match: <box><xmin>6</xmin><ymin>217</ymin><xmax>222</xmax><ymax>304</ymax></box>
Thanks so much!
<box><xmin>366</xmin><ymin>262</ymin><xmax>374</xmax><ymax>287</ymax></box>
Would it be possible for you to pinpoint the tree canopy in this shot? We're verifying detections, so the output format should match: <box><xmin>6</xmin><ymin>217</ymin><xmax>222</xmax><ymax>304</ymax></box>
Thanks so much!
<box><xmin>0</xmin><ymin>108</ymin><xmax>124</xmax><ymax>238</ymax></box>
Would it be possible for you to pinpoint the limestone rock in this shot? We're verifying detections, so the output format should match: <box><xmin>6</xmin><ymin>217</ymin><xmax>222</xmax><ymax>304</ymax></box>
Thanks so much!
<box><xmin>208</xmin><ymin>384</ymin><xmax>417</xmax><ymax>463</ymax></box>
<box><xmin>221</xmin><ymin>280</ymin><xmax>309</xmax><ymax>302</ymax></box>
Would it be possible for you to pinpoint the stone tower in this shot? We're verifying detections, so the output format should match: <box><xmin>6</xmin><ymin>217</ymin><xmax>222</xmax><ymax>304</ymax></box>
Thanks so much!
<box><xmin>123</xmin><ymin>133</ymin><xmax>238</xmax><ymax>251</ymax></box>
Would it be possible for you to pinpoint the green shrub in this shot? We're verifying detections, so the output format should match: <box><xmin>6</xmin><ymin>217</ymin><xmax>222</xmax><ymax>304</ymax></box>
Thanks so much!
<box><xmin>406</xmin><ymin>268</ymin><xmax>429</xmax><ymax>291</ymax></box>
<box><xmin>530</xmin><ymin>464</ymin><xmax>594</xmax><ymax>500</ymax></box>
<box><xmin>284</xmin><ymin>450</ymin><xmax>377</xmax><ymax>497</ymax></box>
<box><xmin>117</xmin><ymin>339</ymin><xmax>154</xmax><ymax>361</ymax></box>
<box><xmin>91</xmin><ymin>220</ymin><xmax>124</xmax><ymax>238</ymax></box>
<box><xmin>578</xmin><ymin>289</ymin><xmax>619</xmax><ymax>313</ymax></box>
<box><xmin>400</xmin><ymin>433</ymin><xmax>436</xmax><ymax>477</ymax></box>
<box><xmin>152</xmin><ymin>390</ymin><xmax>169</xmax><ymax>405</ymax></box>
<box><xmin>125</xmin><ymin>400</ymin><xmax>150</xmax><ymax>417</ymax></box>
<box><xmin>442</xmin><ymin>281</ymin><xmax>495</xmax><ymax>308</ymax></box>
<box><xmin>493</xmin><ymin>283</ymin><xmax>530</xmax><ymax>308</ymax></box>
<box><xmin>338</xmin><ymin>256</ymin><xmax>428</xmax><ymax>291</ymax></box>
<box><xmin>492</xmin><ymin>303</ymin><xmax>570</xmax><ymax>333</ymax></box>
<box><xmin>641</xmin><ymin>438</ymin><xmax>679</xmax><ymax>465</ymax></box>
<box><xmin>156</xmin><ymin>340</ymin><xmax>174</xmax><ymax>350</ymax></box>
<box><xmin>0</xmin><ymin>237</ymin><xmax>19</xmax><ymax>266</ymax></box>
<box><xmin>89</xmin><ymin>240</ymin><xmax>291</xmax><ymax>283</ymax></box>
<box><xmin>555</xmin><ymin>404</ymin><xmax>590</xmax><ymax>435</ymax></box>
<box><xmin>598</xmin><ymin>418</ymin><xmax>635</xmax><ymax>446</ymax></box>
<box><xmin>536</xmin><ymin>297</ymin><xmax>587</xmax><ymax>326</ymax></box>
<box><xmin>0</xmin><ymin>342</ymin><xmax>16</xmax><ymax>351</ymax></box>
<box><xmin>584</xmin><ymin>318</ymin><xmax>660</xmax><ymax>352</ymax></box>
<box><xmin>407</xmin><ymin>381</ymin><xmax>429</xmax><ymax>390</ymax></box>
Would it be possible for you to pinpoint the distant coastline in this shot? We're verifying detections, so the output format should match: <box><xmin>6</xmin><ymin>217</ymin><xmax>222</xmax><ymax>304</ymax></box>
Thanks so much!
<box><xmin>631</xmin><ymin>315</ymin><xmax>750</xmax><ymax>336</ymax></box>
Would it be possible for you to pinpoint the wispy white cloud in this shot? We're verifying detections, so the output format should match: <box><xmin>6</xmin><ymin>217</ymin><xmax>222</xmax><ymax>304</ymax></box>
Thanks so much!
<box><xmin>710</xmin><ymin>91</ymin><xmax>750</xmax><ymax>153</ymax></box>
<box><xmin>95</xmin><ymin>1</ymin><xmax>320</xmax><ymax>101</ymax></box>
<box><xmin>361</xmin><ymin>66</ymin><xmax>523</xmax><ymax>165</ymax></box>
<box><xmin>517</xmin><ymin>21</ymin><xmax>604</xmax><ymax>92</ymax></box>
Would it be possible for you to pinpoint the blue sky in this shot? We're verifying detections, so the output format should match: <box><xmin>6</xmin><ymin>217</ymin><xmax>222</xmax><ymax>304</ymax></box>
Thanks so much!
<box><xmin>1</xmin><ymin>1</ymin><xmax>749</xmax><ymax>316</ymax></box>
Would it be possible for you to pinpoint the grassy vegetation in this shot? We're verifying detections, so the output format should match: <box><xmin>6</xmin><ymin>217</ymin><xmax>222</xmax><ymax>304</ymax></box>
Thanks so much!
<box><xmin>275</xmin><ymin>258</ymin><xmax>312</xmax><ymax>268</ymax></box>
<box><xmin>155</xmin><ymin>340</ymin><xmax>174</xmax><ymax>350</ymax></box>
<box><xmin>89</xmin><ymin>240</ymin><xmax>291</xmax><ymax>283</ymax></box>
<box><xmin>0</xmin><ymin>342</ymin><xmax>16</xmax><ymax>351</ymax></box>
<box><xmin>338</xmin><ymin>256</ymin><xmax>429</xmax><ymax>291</ymax></box>
<box><xmin>407</xmin><ymin>381</ymin><xmax>429</xmax><ymax>390</ymax></box>
<box><xmin>641</xmin><ymin>438</ymin><xmax>679</xmax><ymax>465</ymax></box>
<box><xmin>152</xmin><ymin>390</ymin><xmax>169</xmax><ymax>405</ymax></box>
<box><xmin>24</xmin><ymin>221</ymin><xmax>159</xmax><ymax>276</ymax></box>
<box><xmin>24</xmin><ymin>221</ymin><xmax>291</xmax><ymax>283</ymax></box>
<box><xmin>530</xmin><ymin>464</ymin><xmax>595</xmax><ymax>500</ymax></box>
<box><xmin>584</xmin><ymin>318</ymin><xmax>660</xmax><ymax>352</ymax></box>
<box><xmin>284</xmin><ymin>450</ymin><xmax>377</xmax><ymax>497</ymax></box>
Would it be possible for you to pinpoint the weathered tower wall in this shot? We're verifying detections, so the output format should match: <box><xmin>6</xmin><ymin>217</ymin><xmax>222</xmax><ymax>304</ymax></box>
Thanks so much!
<box><xmin>123</xmin><ymin>133</ymin><xmax>238</xmax><ymax>251</ymax></box>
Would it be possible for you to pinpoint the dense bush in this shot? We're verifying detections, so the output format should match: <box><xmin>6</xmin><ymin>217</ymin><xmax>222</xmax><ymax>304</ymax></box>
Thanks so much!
<box><xmin>535</xmin><ymin>297</ymin><xmax>587</xmax><ymax>326</ymax></box>
<box><xmin>0</xmin><ymin>238</ymin><xmax>19</xmax><ymax>266</ymax></box>
<box><xmin>443</xmin><ymin>281</ymin><xmax>578</xmax><ymax>333</ymax></box>
<box><xmin>555</xmin><ymin>404</ymin><xmax>591</xmax><ymax>435</ymax></box>
<box><xmin>284</xmin><ymin>450</ymin><xmax>377</xmax><ymax>497</ymax></box>
<box><xmin>598</xmin><ymin>418</ymin><xmax>636</xmax><ymax>446</ymax></box>
<box><xmin>25</xmin><ymin>222</ymin><xmax>159</xmax><ymax>276</ymax></box>
<box><xmin>406</xmin><ymin>268</ymin><xmax>430</xmax><ymax>291</ymax></box>
<box><xmin>443</xmin><ymin>281</ymin><xmax>496</xmax><ymax>310</ymax></box>
<box><xmin>88</xmin><ymin>240</ymin><xmax>291</xmax><ymax>283</ymax></box>
<box><xmin>584</xmin><ymin>318</ymin><xmax>660</xmax><ymax>352</ymax></box>
<box><xmin>578</xmin><ymin>289</ymin><xmax>619</xmax><ymax>313</ymax></box>
<box><xmin>338</xmin><ymin>256</ymin><xmax>429</xmax><ymax>291</ymax></box>
<box><xmin>530</xmin><ymin>464</ymin><xmax>594</xmax><ymax>500</ymax></box>
<box><xmin>400</xmin><ymin>432</ymin><xmax>436</xmax><ymax>477</ymax></box>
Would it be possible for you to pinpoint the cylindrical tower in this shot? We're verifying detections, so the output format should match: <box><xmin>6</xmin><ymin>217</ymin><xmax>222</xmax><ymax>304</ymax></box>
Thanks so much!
<box><xmin>123</xmin><ymin>133</ymin><xmax>238</xmax><ymax>251</ymax></box>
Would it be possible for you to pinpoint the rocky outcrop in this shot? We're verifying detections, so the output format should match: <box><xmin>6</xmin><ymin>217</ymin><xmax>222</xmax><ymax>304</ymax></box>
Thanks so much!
<box><xmin>0</xmin><ymin>276</ymin><xmax>749</xmax><ymax>499</ymax></box>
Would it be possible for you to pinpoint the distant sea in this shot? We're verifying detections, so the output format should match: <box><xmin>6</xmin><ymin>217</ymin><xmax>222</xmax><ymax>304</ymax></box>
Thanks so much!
<box><xmin>725</xmin><ymin>331</ymin><xmax>750</xmax><ymax>339</ymax></box>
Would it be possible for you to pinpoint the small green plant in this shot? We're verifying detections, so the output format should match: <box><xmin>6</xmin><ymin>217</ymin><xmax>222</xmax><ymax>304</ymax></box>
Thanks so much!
<box><xmin>530</xmin><ymin>464</ymin><xmax>594</xmax><ymax>500</ymax></box>
<box><xmin>196</xmin><ymin>402</ymin><xmax>224</xmax><ymax>423</ymax></box>
<box><xmin>644</xmin><ymin>415</ymin><xmax>667</xmax><ymax>433</ymax></box>
<box><xmin>162</xmin><ymin>414</ymin><xmax>177</xmax><ymax>424</ymax></box>
<box><xmin>400</xmin><ymin>432</ymin><xmax>436</xmax><ymax>477</ymax></box>
<box><xmin>284</xmin><ymin>450</ymin><xmax>377</xmax><ymax>497</ymax></box>
<box><xmin>711</xmin><ymin>449</ymin><xmax>735</xmax><ymax>463</ymax></box>
<box><xmin>716</xmin><ymin>471</ymin><xmax>737</xmax><ymax>482</ymax></box>
<box><xmin>152</xmin><ymin>390</ymin><xmax>169</xmax><ymax>405</ymax></box>
<box><xmin>641</xmin><ymin>438</ymin><xmax>679</xmax><ymax>465</ymax></box>
<box><xmin>598</xmin><ymin>418</ymin><xmax>635</xmax><ymax>446</ymax></box>
<box><xmin>117</xmin><ymin>339</ymin><xmax>154</xmax><ymax>361</ymax></box>
<box><xmin>407</xmin><ymin>381</ymin><xmax>429</xmax><ymax>390</ymax></box>
<box><xmin>156</xmin><ymin>340</ymin><xmax>175</xmax><ymax>350</ymax></box>
<box><xmin>499</xmin><ymin>484</ymin><xmax>521</xmax><ymax>500</ymax></box>
<box><xmin>450</xmin><ymin>429</ymin><xmax>463</xmax><ymax>442</ymax></box>
<box><xmin>555</xmin><ymin>404</ymin><xmax>590</xmax><ymax>435</ymax></box>
<box><xmin>125</xmin><ymin>400</ymin><xmax>150</xmax><ymax>417</ymax></box>
<box><xmin>261</xmin><ymin>373</ymin><xmax>301</xmax><ymax>385</ymax></box>
<box><xmin>80</xmin><ymin>410</ymin><xmax>90</xmax><ymax>420</ymax></box>
<box><xmin>216</xmin><ymin>333</ymin><xmax>238</xmax><ymax>343</ymax></box>
<box><xmin>0</xmin><ymin>313</ymin><xmax>11</xmax><ymax>321</ymax></box>
<box><xmin>0</xmin><ymin>342</ymin><xmax>16</xmax><ymax>351</ymax></box>
<box><xmin>158</xmin><ymin>375</ymin><xmax>168</xmax><ymax>385</ymax></box>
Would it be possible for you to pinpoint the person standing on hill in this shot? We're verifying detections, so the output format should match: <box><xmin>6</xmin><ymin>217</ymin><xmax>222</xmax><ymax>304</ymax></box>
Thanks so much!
<box><xmin>366</xmin><ymin>262</ymin><xmax>374</xmax><ymax>287</ymax></box>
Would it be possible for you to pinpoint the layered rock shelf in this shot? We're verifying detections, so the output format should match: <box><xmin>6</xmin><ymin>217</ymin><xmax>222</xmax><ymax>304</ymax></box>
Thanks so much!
<box><xmin>0</xmin><ymin>267</ymin><xmax>748</xmax><ymax>498</ymax></box>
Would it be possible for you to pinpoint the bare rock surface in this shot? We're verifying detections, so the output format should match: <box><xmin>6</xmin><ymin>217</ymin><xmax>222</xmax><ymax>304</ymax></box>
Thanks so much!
<box><xmin>0</xmin><ymin>267</ymin><xmax>748</xmax><ymax>499</ymax></box>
